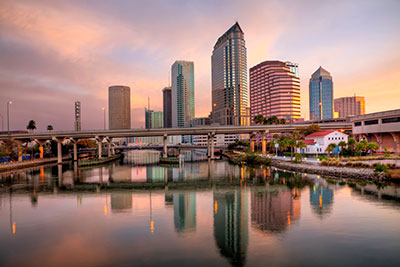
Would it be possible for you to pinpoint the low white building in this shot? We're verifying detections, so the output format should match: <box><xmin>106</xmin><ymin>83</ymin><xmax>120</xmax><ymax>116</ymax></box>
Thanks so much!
<box><xmin>192</xmin><ymin>134</ymin><xmax>240</xmax><ymax>147</ymax></box>
<box><xmin>299</xmin><ymin>130</ymin><xmax>348</xmax><ymax>154</ymax></box>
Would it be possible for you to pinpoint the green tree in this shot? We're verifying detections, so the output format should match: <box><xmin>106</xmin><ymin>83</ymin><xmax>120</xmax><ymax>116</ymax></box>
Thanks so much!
<box><xmin>326</xmin><ymin>143</ymin><xmax>337</xmax><ymax>157</ymax></box>
<box><xmin>280</xmin><ymin>118</ymin><xmax>286</xmax><ymax>124</ymax></box>
<box><xmin>296</xmin><ymin>141</ymin><xmax>306</xmax><ymax>156</ymax></box>
<box><xmin>347</xmin><ymin>138</ymin><xmax>356</xmax><ymax>155</ymax></box>
<box><xmin>355</xmin><ymin>140</ymin><xmax>368</xmax><ymax>154</ymax></box>
<box><xmin>27</xmin><ymin>120</ymin><xmax>36</xmax><ymax>132</ymax></box>
<box><xmin>253</xmin><ymin>115</ymin><xmax>265</xmax><ymax>125</ymax></box>
<box><xmin>367</xmin><ymin>142</ymin><xmax>379</xmax><ymax>154</ymax></box>
<box><xmin>278</xmin><ymin>139</ymin><xmax>288</xmax><ymax>154</ymax></box>
<box><xmin>47</xmin><ymin>125</ymin><xmax>53</xmax><ymax>132</ymax></box>
<box><xmin>299</xmin><ymin>124</ymin><xmax>320</xmax><ymax>136</ymax></box>
<box><xmin>288</xmin><ymin>139</ymin><xmax>297</xmax><ymax>161</ymax></box>
<box><xmin>338</xmin><ymin>141</ymin><xmax>347</xmax><ymax>157</ymax></box>
<box><xmin>270</xmin><ymin>116</ymin><xmax>279</xmax><ymax>124</ymax></box>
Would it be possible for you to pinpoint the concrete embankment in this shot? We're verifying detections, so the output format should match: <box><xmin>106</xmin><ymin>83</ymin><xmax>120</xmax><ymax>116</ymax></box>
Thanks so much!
<box><xmin>0</xmin><ymin>157</ymin><xmax>71</xmax><ymax>173</ymax></box>
<box><xmin>270</xmin><ymin>159</ymin><xmax>382</xmax><ymax>180</ymax></box>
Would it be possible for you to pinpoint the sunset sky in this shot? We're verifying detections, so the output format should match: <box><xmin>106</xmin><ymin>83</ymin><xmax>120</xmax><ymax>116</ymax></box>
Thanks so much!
<box><xmin>0</xmin><ymin>0</ymin><xmax>399</xmax><ymax>131</ymax></box>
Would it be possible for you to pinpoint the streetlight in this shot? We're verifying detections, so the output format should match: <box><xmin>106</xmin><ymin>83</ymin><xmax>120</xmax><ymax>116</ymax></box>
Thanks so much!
<box><xmin>0</xmin><ymin>113</ymin><xmax>4</xmax><ymax>132</ymax></box>
<box><xmin>7</xmin><ymin>100</ymin><xmax>12</xmax><ymax>134</ymax></box>
<box><xmin>101</xmin><ymin>107</ymin><xmax>106</xmax><ymax>130</ymax></box>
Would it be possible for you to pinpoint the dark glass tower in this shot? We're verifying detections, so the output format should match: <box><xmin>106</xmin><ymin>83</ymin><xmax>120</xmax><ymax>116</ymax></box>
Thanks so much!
<box><xmin>309</xmin><ymin>66</ymin><xmax>333</xmax><ymax>120</ymax></box>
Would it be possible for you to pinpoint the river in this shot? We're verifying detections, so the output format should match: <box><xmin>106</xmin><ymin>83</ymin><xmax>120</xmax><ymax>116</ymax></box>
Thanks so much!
<box><xmin>0</xmin><ymin>150</ymin><xmax>399</xmax><ymax>267</ymax></box>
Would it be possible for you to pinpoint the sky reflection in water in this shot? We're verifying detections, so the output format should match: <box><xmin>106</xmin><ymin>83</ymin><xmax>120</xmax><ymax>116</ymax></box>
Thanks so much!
<box><xmin>0</xmin><ymin>151</ymin><xmax>400</xmax><ymax>267</ymax></box>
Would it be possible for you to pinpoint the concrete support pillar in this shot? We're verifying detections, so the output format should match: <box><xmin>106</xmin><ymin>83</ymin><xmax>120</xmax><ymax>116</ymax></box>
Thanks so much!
<box><xmin>111</xmin><ymin>144</ymin><xmax>115</xmax><ymax>155</ymax></box>
<box><xmin>390</xmin><ymin>132</ymin><xmax>399</xmax><ymax>154</ymax></box>
<box><xmin>163</xmin><ymin>134</ymin><xmax>168</xmax><ymax>158</ymax></box>
<box><xmin>17</xmin><ymin>143</ymin><xmax>23</xmax><ymax>162</ymax></box>
<box><xmin>373</xmin><ymin>133</ymin><xmax>383</xmax><ymax>152</ymax></box>
<box><xmin>207</xmin><ymin>133</ymin><xmax>211</xmax><ymax>158</ymax></box>
<box><xmin>73</xmin><ymin>142</ymin><xmax>78</xmax><ymax>161</ymax></box>
<box><xmin>96</xmin><ymin>136</ymin><xmax>103</xmax><ymax>159</ymax></box>
<box><xmin>210</xmin><ymin>133</ymin><xmax>215</xmax><ymax>160</ymax></box>
<box><xmin>105</xmin><ymin>137</ymin><xmax>112</xmax><ymax>157</ymax></box>
<box><xmin>57</xmin><ymin>164</ymin><xmax>63</xmax><ymax>187</ymax></box>
<box><xmin>57</xmin><ymin>141</ymin><xmax>62</xmax><ymax>164</ymax></box>
<box><xmin>261</xmin><ymin>131</ymin><xmax>268</xmax><ymax>155</ymax></box>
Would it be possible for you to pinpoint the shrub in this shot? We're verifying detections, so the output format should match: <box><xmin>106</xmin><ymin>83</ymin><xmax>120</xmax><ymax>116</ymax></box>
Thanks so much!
<box><xmin>374</xmin><ymin>163</ymin><xmax>388</xmax><ymax>173</ymax></box>
<box><xmin>294</xmin><ymin>153</ymin><xmax>302</xmax><ymax>163</ymax></box>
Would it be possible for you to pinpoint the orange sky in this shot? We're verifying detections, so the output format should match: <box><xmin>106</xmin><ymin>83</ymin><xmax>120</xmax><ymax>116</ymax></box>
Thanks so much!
<box><xmin>0</xmin><ymin>0</ymin><xmax>399</xmax><ymax>131</ymax></box>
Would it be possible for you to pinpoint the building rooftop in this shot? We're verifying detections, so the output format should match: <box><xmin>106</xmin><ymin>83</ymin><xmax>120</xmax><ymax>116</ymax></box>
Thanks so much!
<box><xmin>311</xmin><ymin>66</ymin><xmax>331</xmax><ymax>79</ymax></box>
<box><xmin>305</xmin><ymin>130</ymin><xmax>335</xmax><ymax>138</ymax></box>
<box><xmin>214</xmin><ymin>22</ymin><xmax>244</xmax><ymax>49</ymax></box>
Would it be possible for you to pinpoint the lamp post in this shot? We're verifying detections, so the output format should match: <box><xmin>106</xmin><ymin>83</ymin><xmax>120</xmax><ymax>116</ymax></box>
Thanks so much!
<box><xmin>7</xmin><ymin>100</ymin><xmax>12</xmax><ymax>134</ymax></box>
<box><xmin>101</xmin><ymin>107</ymin><xmax>106</xmax><ymax>130</ymax></box>
<box><xmin>0</xmin><ymin>114</ymin><xmax>3</xmax><ymax>132</ymax></box>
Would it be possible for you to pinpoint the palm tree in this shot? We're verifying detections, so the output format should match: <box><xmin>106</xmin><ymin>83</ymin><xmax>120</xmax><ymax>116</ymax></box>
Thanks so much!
<box><xmin>288</xmin><ymin>139</ymin><xmax>296</xmax><ymax>161</ymax></box>
<box><xmin>348</xmin><ymin>138</ymin><xmax>356</xmax><ymax>155</ymax></box>
<box><xmin>253</xmin><ymin>115</ymin><xmax>265</xmax><ymax>125</ymax></box>
<box><xmin>356</xmin><ymin>140</ymin><xmax>368</xmax><ymax>154</ymax></box>
<box><xmin>278</xmin><ymin>139</ymin><xmax>288</xmax><ymax>155</ymax></box>
<box><xmin>325</xmin><ymin>143</ymin><xmax>337</xmax><ymax>157</ymax></box>
<box><xmin>280</xmin><ymin>118</ymin><xmax>286</xmax><ymax>124</ymax></box>
<box><xmin>367</xmin><ymin>142</ymin><xmax>379</xmax><ymax>154</ymax></box>
<box><xmin>47</xmin><ymin>125</ymin><xmax>53</xmax><ymax>132</ymax></box>
<box><xmin>296</xmin><ymin>141</ymin><xmax>306</xmax><ymax>156</ymax></box>
<box><xmin>271</xmin><ymin>116</ymin><xmax>279</xmax><ymax>124</ymax></box>
<box><xmin>264</xmin><ymin>117</ymin><xmax>273</xmax><ymax>125</ymax></box>
<box><xmin>338</xmin><ymin>141</ymin><xmax>347</xmax><ymax>157</ymax></box>
<box><xmin>27</xmin><ymin>120</ymin><xmax>36</xmax><ymax>132</ymax></box>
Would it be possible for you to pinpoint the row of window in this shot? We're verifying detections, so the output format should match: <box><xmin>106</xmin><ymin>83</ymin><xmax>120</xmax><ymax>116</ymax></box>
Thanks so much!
<box><xmin>354</xmin><ymin>116</ymin><xmax>400</xmax><ymax>126</ymax></box>
<box><xmin>327</xmin><ymin>136</ymin><xmax>345</xmax><ymax>140</ymax></box>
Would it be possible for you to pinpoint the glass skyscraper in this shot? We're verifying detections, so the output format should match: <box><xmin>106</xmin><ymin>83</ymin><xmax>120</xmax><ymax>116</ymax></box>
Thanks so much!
<box><xmin>309</xmin><ymin>66</ymin><xmax>333</xmax><ymax>120</ymax></box>
<box><xmin>171</xmin><ymin>61</ymin><xmax>194</xmax><ymax>128</ymax></box>
<box><xmin>145</xmin><ymin>109</ymin><xmax>163</xmax><ymax>129</ymax></box>
<box><xmin>211</xmin><ymin>22</ymin><xmax>249</xmax><ymax>126</ymax></box>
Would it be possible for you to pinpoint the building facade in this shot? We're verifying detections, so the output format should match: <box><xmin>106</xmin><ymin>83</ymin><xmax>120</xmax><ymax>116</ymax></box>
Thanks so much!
<box><xmin>74</xmin><ymin>101</ymin><xmax>81</xmax><ymax>131</ymax></box>
<box><xmin>163</xmin><ymin>87</ymin><xmax>172</xmax><ymax>128</ymax></box>
<box><xmin>249</xmin><ymin>61</ymin><xmax>301</xmax><ymax>123</ymax></box>
<box><xmin>108</xmin><ymin>85</ymin><xmax>131</xmax><ymax>130</ymax></box>
<box><xmin>300</xmin><ymin>130</ymin><xmax>348</xmax><ymax>154</ymax></box>
<box><xmin>309</xmin><ymin>67</ymin><xmax>333</xmax><ymax>121</ymax></box>
<box><xmin>171</xmin><ymin>61</ymin><xmax>194</xmax><ymax>128</ymax></box>
<box><xmin>145</xmin><ymin>109</ymin><xmax>163</xmax><ymax>129</ymax></box>
<box><xmin>211</xmin><ymin>22</ymin><xmax>249</xmax><ymax>126</ymax></box>
<box><xmin>351</xmin><ymin>109</ymin><xmax>400</xmax><ymax>153</ymax></box>
<box><xmin>190</xmin><ymin>117</ymin><xmax>211</xmax><ymax>127</ymax></box>
<box><xmin>334</xmin><ymin>96</ymin><xmax>365</xmax><ymax>119</ymax></box>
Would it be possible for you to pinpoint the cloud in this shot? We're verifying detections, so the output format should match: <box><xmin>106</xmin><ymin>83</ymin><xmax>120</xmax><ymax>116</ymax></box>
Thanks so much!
<box><xmin>0</xmin><ymin>0</ymin><xmax>399</xmax><ymax>130</ymax></box>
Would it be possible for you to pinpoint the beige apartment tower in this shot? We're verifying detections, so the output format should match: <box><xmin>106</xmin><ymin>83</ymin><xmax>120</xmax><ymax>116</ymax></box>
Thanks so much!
<box><xmin>108</xmin><ymin>85</ymin><xmax>131</xmax><ymax>129</ymax></box>
<box><xmin>334</xmin><ymin>96</ymin><xmax>365</xmax><ymax>119</ymax></box>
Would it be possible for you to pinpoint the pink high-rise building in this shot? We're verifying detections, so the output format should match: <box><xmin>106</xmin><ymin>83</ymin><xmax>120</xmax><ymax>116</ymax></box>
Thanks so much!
<box><xmin>250</xmin><ymin>61</ymin><xmax>301</xmax><ymax>123</ymax></box>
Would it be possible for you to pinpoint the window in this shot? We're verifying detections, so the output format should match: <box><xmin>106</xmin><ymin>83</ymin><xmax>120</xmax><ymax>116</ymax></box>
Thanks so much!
<box><xmin>382</xmin><ymin>117</ymin><xmax>400</xmax><ymax>124</ymax></box>
<box><xmin>354</xmin><ymin>121</ymin><xmax>362</xmax><ymax>127</ymax></box>
<box><xmin>364</xmin><ymin>119</ymin><xmax>379</xmax><ymax>125</ymax></box>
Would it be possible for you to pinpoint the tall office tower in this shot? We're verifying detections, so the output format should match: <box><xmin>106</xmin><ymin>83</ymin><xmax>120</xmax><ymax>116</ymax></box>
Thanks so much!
<box><xmin>309</xmin><ymin>66</ymin><xmax>334</xmax><ymax>120</ymax></box>
<box><xmin>211</xmin><ymin>22</ymin><xmax>249</xmax><ymax>126</ymax></box>
<box><xmin>249</xmin><ymin>61</ymin><xmax>301</xmax><ymax>123</ymax></box>
<box><xmin>334</xmin><ymin>96</ymin><xmax>365</xmax><ymax>119</ymax></box>
<box><xmin>163</xmin><ymin>86</ymin><xmax>172</xmax><ymax>128</ymax></box>
<box><xmin>171</xmin><ymin>61</ymin><xmax>194</xmax><ymax>128</ymax></box>
<box><xmin>145</xmin><ymin>109</ymin><xmax>163</xmax><ymax>129</ymax></box>
<box><xmin>108</xmin><ymin>85</ymin><xmax>131</xmax><ymax>129</ymax></box>
<box><xmin>74</xmin><ymin>101</ymin><xmax>81</xmax><ymax>131</ymax></box>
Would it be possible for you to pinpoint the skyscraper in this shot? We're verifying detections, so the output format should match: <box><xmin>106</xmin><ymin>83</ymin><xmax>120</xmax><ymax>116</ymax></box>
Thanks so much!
<box><xmin>250</xmin><ymin>61</ymin><xmax>301</xmax><ymax>123</ymax></box>
<box><xmin>171</xmin><ymin>61</ymin><xmax>194</xmax><ymax>128</ymax></box>
<box><xmin>211</xmin><ymin>22</ymin><xmax>249</xmax><ymax>126</ymax></box>
<box><xmin>334</xmin><ymin>96</ymin><xmax>365</xmax><ymax>119</ymax></box>
<box><xmin>108</xmin><ymin>85</ymin><xmax>131</xmax><ymax>129</ymax></box>
<box><xmin>74</xmin><ymin>101</ymin><xmax>81</xmax><ymax>131</ymax></box>
<box><xmin>309</xmin><ymin>66</ymin><xmax>333</xmax><ymax>120</ymax></box>
<box><xmin>162</xmin><ymin>86</ymin><xmax>172</xmax><ymax>128</ymax></box>
<box><xmin>145</xmin><ymin>109</ymin><xmax>163</xmax><ymax>129</ymax></box>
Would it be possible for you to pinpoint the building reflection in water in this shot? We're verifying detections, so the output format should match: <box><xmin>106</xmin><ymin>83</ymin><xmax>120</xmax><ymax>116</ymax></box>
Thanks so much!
<box><xmin>214</xmin><ymin>189</ymin><xmax>248</xmax><ymax>267</ymax></box>
<box><xmin>251</xmin><ymin>187</ymin><xmax>301</xmax><ymax>233</ymax></box>
<box><xmin>110</xmin><ymin>193</ymin><xmax>132</xmax><ymax>213</ymax></box>
<box><xmin>310</xmin><ymin>178</ymin><xmax>334</xmax><ymax>219</ymax></box>
<box><xmin>165</xmin><ymin>192</ymin><xmax>196</xmax><ymax>233</ymax></box>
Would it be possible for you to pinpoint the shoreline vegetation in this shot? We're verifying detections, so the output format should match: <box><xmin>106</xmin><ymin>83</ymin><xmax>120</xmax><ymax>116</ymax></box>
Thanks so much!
<box><xmin>224</xmin><ymin>152</ymin><xmax>400</xmax><ymax>181</ymax></box>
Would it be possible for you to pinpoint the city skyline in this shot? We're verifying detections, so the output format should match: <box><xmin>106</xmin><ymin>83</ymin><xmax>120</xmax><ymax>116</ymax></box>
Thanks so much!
<box><xmin>1</xmin><ymin>0</ymin><xmax>399</xmax><ymax>131</ymax></box>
